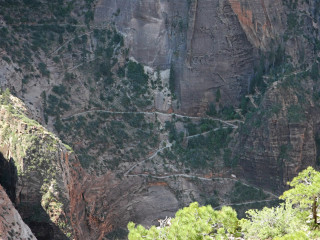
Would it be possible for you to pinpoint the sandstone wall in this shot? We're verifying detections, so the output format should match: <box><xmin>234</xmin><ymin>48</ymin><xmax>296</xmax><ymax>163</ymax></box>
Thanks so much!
<box><xmin>93</xmin><ymin>0</ymin><xmax>287</xmax><ymax>115</ymax></box>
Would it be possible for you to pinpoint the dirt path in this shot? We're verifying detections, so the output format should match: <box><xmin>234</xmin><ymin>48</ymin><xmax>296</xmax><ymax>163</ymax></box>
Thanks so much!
<box><xmin>61</xmin><ymin>109</ymin><xmax>241</xmax><ymax>129</ymax></box>
<box><xmin>125</xmin><ymin>173</ymin><xmax>279</xmax><ymax>198</ymax></box>
<box><xmin>213</xmin><ymin>199</ymin><xmax>279</xmax><ymax>210</ymax></box>
<box><xmin>123</xmin><ymin>141</ymin><xmax>172</xmax><ymax>176</ymax></box>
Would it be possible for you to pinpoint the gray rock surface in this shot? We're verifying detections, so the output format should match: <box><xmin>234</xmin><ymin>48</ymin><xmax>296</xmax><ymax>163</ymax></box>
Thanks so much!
<box><xmin>94</xmin><ymin>0</ymin><xmax>254</xmax><ymax>115</ymax></box>
<box><xmin>0</xmin><ymin>184</ymin><xmax>37</xmax><ymax>240</ymax></box>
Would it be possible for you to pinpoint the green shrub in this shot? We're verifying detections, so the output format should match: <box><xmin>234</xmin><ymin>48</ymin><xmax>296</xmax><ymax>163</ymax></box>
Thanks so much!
<box><xmin>231</xmin><ymin>181</ymin><xmax>267</xmax><ymax>203</ymax></box>
<box><xmin>206</xmin><ymin>103</ymin><xmax>217</xmax><ymax>116</ymax></box>
<box><xmin>169</xmin><ymin>64</ymin><xmax>175</xmax><ymax>96</ymax></box>
<box><xmin>223</xmin><ymin>148</ymin><xmax>234</xmax><ymax>167</ymax></box>
<box><xmin>112</xmin><ymin>31</ymin><xmax>124</xmax><ymax>46</ymax></box>
<box><xmin>310</xmin><ymin>63</ymin><xmax>319</xmax><ymax>81</ymax></box>
<box><xmin>127</xmin><ymin>61</ymin><xmax>148</xmax><ymax>95</ymax></box>
<box><xmin>216</xmin><ymin>88</ymin><xmax>221</xmax><ymax>102</ymax></box>
<box><xmin>52</xmin><ymin>85</ymin><xmax>66</xmax><ymax>95</ymax></box>
<box><xmin>38</xmin><ymin>62</ymin><xmax>50</xmax><ymax>77</ymax></box>
<box><xmin>186</xmin><ymin>123</ymin><xmax>197</xmax><ymax>135</ymax></box>
<box><xmin>287</xmin><ymin>13</ymin><xmax>298</xmax><ymax>30</ymax></box>
<box><xmin>64</xmin><ymin>72</ymin><xmax>75</xmax><ymax>81</ymax></box>
<box><xmin>2</xmin><ymin>56</ymin><xmax>11</xmax><ymax>63</ymax></box>
<box><xmin>241</xmin><ymin>204</ymin><xmax>306</xmax><ymax>240</ymax></box>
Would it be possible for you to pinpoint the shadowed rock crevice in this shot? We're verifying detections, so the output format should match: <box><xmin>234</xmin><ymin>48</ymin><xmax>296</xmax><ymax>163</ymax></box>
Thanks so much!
<box><xmin>0</xmin><ymin>151</ymin><xmax>17</xmax><ymax>204</ymax></box>
<box><xmin>26</xmin><ymin>218</ymin><xmax>54</xmax><ymax>240</ymax></box>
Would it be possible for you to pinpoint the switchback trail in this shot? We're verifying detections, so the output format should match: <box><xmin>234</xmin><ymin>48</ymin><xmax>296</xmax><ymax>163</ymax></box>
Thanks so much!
<box><xmin>61</xmin><ymin>109</ymin><xmax>242</xmax><ymax>129</ymax></box>
<box><xmin>125</xmin><ymin>173</ymin><xmax>279</xmax><ymax>199</ymax></box>
<box><xmin>123</xmin><ymin>141</ymin><xmax>172</xmax><ymax>176</ymax></box>
<box><xmin>124</xmin><ymin>126</ymin><xmax>233</xmax><ymax>177</ymax></box>
<box><xmin>213</xmin><ymin>199</ymin><xmax>279</xmax><ymax>210</ymax></box>
<box><xmin>49</xmin><ymin>24</ymin><xmax>111</xmax><ymax>57</ymax></box>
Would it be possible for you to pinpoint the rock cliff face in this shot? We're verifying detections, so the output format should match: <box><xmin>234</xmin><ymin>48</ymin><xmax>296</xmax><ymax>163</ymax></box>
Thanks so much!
<box><xmin>0</xmin><ymin>184</ymin><xmax>36</xmax><ymax>240</ymax></box>
<box><xmin>179</xmin><ymin>0</ymin><xmax>254</xmax><ymax>114</ymax></box>
<box><xmin>235</xmin><ymin>0</ymin><xmax>320</xmax><ymax>192</ymax></box>
<box><xmin>94</xmin><ymin>0</ymin><xmax>255</xmax><ymax>114</ymax></box>
<box><xmin>1</xmin><ymin>0</ymin><xmax>320</xmax><ymax>239</ymax></box>
<box><xmin>238</xmin><ymin>81</ymin><xmax>319</xmax><ymax>193</ymax></box>
<box><xmin>228</xmin><ymin>0</ymin><xmax>285</xmax><ymax>50</ymax></box>
<box><xmin>94</xmin><ymin>0</ymin><xmax>176</xmax><ymax>68</ymax></box>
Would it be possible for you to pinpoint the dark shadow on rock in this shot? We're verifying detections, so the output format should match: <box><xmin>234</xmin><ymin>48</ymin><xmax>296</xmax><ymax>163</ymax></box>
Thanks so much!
<box><xmin>104</xmin><ymin>228</ymin><xmax>128</xmax><ymax>240</ymax></box>
<box><xmin>0</xmin><ymin>152</ymin><xmax>17</xmax><ymax>203</ymax></box>
<box><xmin>20</xmin><ymin>204</ymin><xmax>55</xmax><ymax>240</ymax></box>
<box><xmin>0</xmin><ymin>151</ymin><xmax>69</xmax><ymax>240</ymax></box>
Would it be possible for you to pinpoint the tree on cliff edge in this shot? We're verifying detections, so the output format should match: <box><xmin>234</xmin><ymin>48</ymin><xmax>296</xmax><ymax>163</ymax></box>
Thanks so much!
<box><xmin>280</xmin><ymin>166</ymin><xmax>320</xmax><ymax>226</ymax></box>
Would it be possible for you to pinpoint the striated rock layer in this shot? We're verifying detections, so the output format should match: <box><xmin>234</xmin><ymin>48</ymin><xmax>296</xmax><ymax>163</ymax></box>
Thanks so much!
<box><xmin>235</xmin><ymin>0</ymin><xmax>320</xmax><ymax>193</ymax></box>
<box><xmin>237</xmin><ymin>83</ymin><xmax>319</xmax><ymax>193</ymax></box>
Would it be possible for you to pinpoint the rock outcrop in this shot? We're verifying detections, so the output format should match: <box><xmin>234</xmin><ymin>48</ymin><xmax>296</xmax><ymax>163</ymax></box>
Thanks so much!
<box><xmin>228</xmin><ymin>0</ymin><xmax>285</xmax><ymax>50</ymax></box>
<box><xmin>0</xmin><ymin>94</ymin><xmax>75</xmax><ymax>239</ymax></box>
<box><xmin>0</xmin><ymin>184</ymin><xmax>36</xmax><ymax>240</ymax></box>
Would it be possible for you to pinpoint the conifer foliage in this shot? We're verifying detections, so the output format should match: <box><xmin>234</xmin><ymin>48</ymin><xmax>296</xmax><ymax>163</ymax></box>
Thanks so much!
<box><xmin>128</xmin><ymin>167</ymin><xmax>320</xmax><ymax>239</ymax></box>
<box><xmin>128</xmin><ymin>203</ymin><xmax>240</xmax><ymax>239</ymax></box>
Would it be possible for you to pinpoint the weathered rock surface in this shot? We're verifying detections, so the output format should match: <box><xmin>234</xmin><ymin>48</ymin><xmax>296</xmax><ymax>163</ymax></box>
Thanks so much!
<box><xmin>235</xmin><ymin>0</ymin><xmax>320</xmax><ymax>193</ymax></box>
<box><xmin>228</xmin><ymin>0</ymin><xmax>285</xmax><ymax>50</ymax></box>
<box><xmin>0</xmin><ymin>184</ymin><xmax>36</xmax><ymax>240</ymax></box>
<box><xmin>94</xmin><ymin>0</ymin><xmax>177</xmax><ymax>68</ymax></box>
<box><xmin>95</xmin><ymin>0</ymin><xmax>283</xmax><ymax>114</ymax></box>
<box><xmin>179</xmin><ymin>0</ymin><xmax>254</xmax><ymax>114</ymax></box>
<box><xmin>238</xmin><ymin>83</ymin><xmax>318</xmax><ymax>193</ymax></box>
<box><xmin>91</xmin><ymin>0</ymin><xmax>293</xmax><ymax>116</ymax></box>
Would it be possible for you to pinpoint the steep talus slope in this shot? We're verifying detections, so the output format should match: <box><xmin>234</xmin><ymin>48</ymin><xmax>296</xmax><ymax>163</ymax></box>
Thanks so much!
<box><xmin>0</xmin><ymin>184</ymin><xmax>36</xmax><ymax>240</ymax></box>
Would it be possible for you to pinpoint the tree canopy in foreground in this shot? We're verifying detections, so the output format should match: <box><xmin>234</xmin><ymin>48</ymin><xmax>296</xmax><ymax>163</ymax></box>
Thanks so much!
<box><xmin>128</xmin><ymin>167</ymin><xmax>320</xmax><ymax>239</ymax></box>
